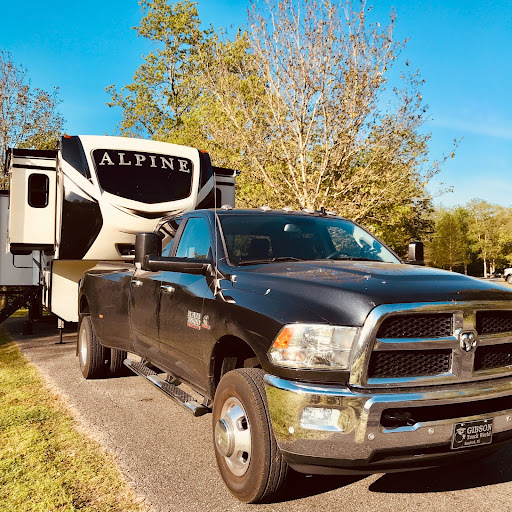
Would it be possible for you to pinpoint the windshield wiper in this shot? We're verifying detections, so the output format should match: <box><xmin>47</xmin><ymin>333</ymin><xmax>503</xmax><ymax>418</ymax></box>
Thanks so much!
<box><xmin>237</xmin><ymin>259</ymin><xmax>272</xmax><ymax>266</ymax></box>
<box><xmin>327</xmin><ymin>257</ymin><xmax>381</xmax><ymax>261</ymax></box>
<box><xmin>270</xmin><ymin>257</ymin><xmax>305</xmax><ymax>262</ymax></box>
<box><xmin>237</xmin><ymin>256</ymin><xmax>305</xmax><ymax>266</ymax></box>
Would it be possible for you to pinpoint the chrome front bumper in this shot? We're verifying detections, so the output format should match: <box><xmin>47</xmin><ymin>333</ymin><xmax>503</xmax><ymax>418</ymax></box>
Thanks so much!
<box><xmin>264</xmin><ymin>375</ymin><xmax>512</xmax><ymax>474</ymax></box>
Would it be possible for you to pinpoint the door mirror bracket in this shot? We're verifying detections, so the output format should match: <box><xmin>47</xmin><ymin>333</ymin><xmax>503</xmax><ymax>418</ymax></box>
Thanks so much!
<box><xmin>135</xmin><ymin>233</ymin><xmax>162</xmax><ymax>270</ymax></box>
<box><xmin>144</xmin><ymin>255</ymin><xmax>212</xmax><ymax>276</ymax></box>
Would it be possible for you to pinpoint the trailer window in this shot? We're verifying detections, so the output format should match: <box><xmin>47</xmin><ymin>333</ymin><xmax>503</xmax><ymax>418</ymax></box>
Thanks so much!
<box><xmin>28</xmin><ymin>174</ymin><xmax>49</xmax><ymax>208</ymax></box>
<box><xmin>92</xmin><ymin>149</ymin><xmax>193</xmax><ymax>204</ymax></box>
<box><xmin>161</xmin><ymin>219</ymin><xmax>182</xmax><ymax>257</ymax></box>
<box><xmin>61</xmin><ymin>136</ymin><xmax>91</xmax><ymax>179</ymax></box>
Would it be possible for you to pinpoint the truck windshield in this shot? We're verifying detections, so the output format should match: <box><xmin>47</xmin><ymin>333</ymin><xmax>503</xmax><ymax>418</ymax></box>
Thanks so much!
<box><xmin>219</xmin><ymin>213</ymin><xmax>401</xmax><ymax>266</ymax></box>
<box><xmin>92</xmin><ymin>149</ymin><xmax>193</xmax><ymax>204</ymax></box>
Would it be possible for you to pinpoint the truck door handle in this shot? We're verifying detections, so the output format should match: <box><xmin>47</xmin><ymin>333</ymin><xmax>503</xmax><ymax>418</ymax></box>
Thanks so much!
<box><xmin>161</xmin><ymin>285</ymin><xmax>175</xmax><ymax>293</ymax></box>
<box><xmin>132</xmin><ymin>280</ymin><xmax>143</xmax><ymax>287</ymax></box>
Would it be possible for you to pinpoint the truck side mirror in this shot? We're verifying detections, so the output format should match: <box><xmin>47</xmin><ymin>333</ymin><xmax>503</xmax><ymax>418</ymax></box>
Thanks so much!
<box><xmin>135</xmin><ymin>233</ymin><xmax>162</xmax><ymax>270</ymax></box>
<box><xmin>407</xmin><ymin>241</ymin><xmax>424</xmax><ymax>266</ymax></box>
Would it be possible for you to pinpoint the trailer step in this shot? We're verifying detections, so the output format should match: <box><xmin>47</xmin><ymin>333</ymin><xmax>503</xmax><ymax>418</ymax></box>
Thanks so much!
<box><xmin>124</xmin><ymin>358</ymin><xmax>210</xmax><ymax>417</ymax></box>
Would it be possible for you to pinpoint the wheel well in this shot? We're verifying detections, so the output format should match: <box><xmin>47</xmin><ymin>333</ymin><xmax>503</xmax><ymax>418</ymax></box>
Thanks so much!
<box><xmin>211</xmin><ymin>336</ymin><xmax>261</xmax><ymax>395</ymax></box>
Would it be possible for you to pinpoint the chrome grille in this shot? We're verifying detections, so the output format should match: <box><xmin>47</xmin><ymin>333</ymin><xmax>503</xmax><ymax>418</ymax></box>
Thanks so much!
<box><xmin>376</xmin><ymin>313</ymin><xmax>452</xmax><ymax>338</ymax></box>
<box><xmin>475</xmin><ymin>343</ymin><xmax>512</xmax><ymax>371</ymax></box>
<box><xmin>350</xmin><ymin>301</ymin><xmax>512</xmax><ymax>389</ymax></box>
<box><xmin>368</xmin><ymin>350</ymin><xmax>451</xmax><ymax>378</ymax></box>
<box><xmin>476</xmin><ymin>311</ymin><xmax>512</xmax><ymax>334</ymax></box>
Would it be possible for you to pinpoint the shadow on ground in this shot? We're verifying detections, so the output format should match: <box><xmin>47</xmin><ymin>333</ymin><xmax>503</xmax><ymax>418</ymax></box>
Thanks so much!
<box><xmin>5</xmin><ymin>315</ymin><xmax>76</xmax><ymax>341</ymax></box>
<box><xmin>270</xmin><ymin>471</ymin><xmax>365</xmax><ymax>503</ymax></box>
<box><xmin>273</xmin><ymin>445</ymin><xmax>512</xmax><ymax>502</ymax></box>
<box><xmin>3</xmin><ymin>316</ymin><xmax>135</xmax><ymax>378</ymax></box>
<box><xmin>370</xmin><ymin>446</ymin><xmax>512</xmax><ymax>493</ymax></box>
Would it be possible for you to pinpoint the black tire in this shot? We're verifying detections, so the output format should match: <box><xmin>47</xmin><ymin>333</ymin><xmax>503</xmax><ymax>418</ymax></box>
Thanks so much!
<box><xmin>78</xmin><ymin>316</ymin><xmax>108</xmax><ymax>379</ymax></box>
<box><xmin>110</xmin><ymin>348</ymin><xmax>127</xmax><ymax>375</ymax></box>
<box><xmin>507</xmin><ymin>275</ymin><xmax>512</xmax><ymax>284</ymax></box>
<box><xmin>212</xmin><ymin>368</ymin><xmax>288</xmax><ymax>503</ymax></box>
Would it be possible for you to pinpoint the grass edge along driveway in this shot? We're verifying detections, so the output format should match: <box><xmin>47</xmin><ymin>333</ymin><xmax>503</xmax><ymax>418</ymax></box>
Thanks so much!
<box><xmin>0</xmin><ymin>328</ymin><xmax>147</xmax><ymax>512</ymax></box>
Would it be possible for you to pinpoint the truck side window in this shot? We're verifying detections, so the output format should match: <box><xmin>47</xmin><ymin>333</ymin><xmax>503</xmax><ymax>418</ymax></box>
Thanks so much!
<box><xmin>175</xmin><ymin>217</ymin><xmax>211</xmax><ymax>259</ymax></box>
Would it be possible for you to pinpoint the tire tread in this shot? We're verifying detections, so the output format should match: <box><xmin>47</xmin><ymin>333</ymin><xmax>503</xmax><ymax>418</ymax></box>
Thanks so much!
<box><xmin>242</xmin><ymin>369</ymin><xmax>288</xmax><ymax>500</ymax></box>
<box><xmin>79</xmin><ymin>316</ymin><xmax>107</xmax><ymax>379</ymax></box>
<box><xmin>110</xmin><ymin>348</ymin><xmax>127</xmax><ymax>375</ymax></box>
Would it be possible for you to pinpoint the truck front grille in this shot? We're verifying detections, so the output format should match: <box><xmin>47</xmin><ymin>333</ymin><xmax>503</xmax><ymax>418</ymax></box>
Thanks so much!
<box><xmin>368</xmin><ymin>350</ymin><xmax>451</xmax><ymax>379</ymax></box>
<box><xmin>476</xmin><ymin>311</ymin><xmax>512</xmax><ymax>334</ymax></box>
<box><xmin>376</xmin><ymin>313</ymin><xmax>452</xmax><ymax>338</ymax></box>
<box><xmin>474</xmin><ymin>343</ymin><xmax>512</xmax><ymax>371</ymax></box>
<box><xmin>352</xmin><ymin>301</ymin><xmax>512</xmax><ymax>389</ymax></box>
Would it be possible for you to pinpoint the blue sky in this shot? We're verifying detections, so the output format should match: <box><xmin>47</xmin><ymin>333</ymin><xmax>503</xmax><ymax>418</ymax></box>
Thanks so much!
<box><xmin>1</xmin><ymin>0</ymin><xmax>511</xmax><ymax>209</ymax></box>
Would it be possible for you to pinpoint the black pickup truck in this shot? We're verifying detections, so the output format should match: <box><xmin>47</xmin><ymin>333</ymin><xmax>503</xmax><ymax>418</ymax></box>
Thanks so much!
<box><xmin>78</xmin><ymin>208</ymin><xmax>512</xmax><ymax>502</ymax></box>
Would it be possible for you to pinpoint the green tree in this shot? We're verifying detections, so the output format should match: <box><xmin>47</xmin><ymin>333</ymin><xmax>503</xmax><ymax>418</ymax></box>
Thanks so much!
<box><xmin>108</xmin><ymin>0</ymin><xmax>453</xmax><ymax>253</ymax></box>
<box><xmin>427</xmin><ymin>207</ymin><xmax>472</xmax><ymax>272</ymax></box>
<box><xmin>106</xmin><ymin>0</ymin><xmax>210</xmax><ymax>143</ymax></box>
<box><xmin>453</xmin><ymin>206</ymin><xmax>472</xmax><ymax>274</ymax></box>
<box><xmin>467</xmin><ymin>200</ymin><xmax>512</xmax><ymax>277</ymax></box>
<box><xmin>0</xmin><ymin>51</ymin><xmax>64</xmax><ymax>188</ymax></box>
<box><xmin>198</xmin><ymin>1</ymin><xmax>445</xmax><ymax>217</ymax></box>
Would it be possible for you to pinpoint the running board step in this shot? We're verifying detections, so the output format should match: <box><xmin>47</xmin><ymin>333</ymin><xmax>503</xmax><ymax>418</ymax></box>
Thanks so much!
<box><xmin>124</xmin><ymin>359</ymin><xmax>210</xmax><ymax>417</ymax></box>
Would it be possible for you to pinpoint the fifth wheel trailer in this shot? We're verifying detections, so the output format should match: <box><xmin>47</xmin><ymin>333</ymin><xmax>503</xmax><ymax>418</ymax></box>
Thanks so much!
<box><xmin>1</xmin><ymin>135</ymin><xmax>237</xmax><ymax>324</ymax></box>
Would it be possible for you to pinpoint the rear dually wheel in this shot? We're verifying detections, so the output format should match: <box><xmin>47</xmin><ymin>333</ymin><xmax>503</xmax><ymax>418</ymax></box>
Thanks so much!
<box><xmin>78</xmin><ymin>315</ymin><xmax>108</xmax><ymax>379</ymax></box>
<box><xmin>110</xmin><ymin>348</ymin><xmax>127</xmax><ymax>375</ymax></box>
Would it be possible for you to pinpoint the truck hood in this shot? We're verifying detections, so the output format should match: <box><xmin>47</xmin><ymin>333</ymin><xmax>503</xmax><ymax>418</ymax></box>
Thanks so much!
<box><xmin>232</xmin><ymin>261</ymin><xmax>512</xmax><ymax>326</ymax></box>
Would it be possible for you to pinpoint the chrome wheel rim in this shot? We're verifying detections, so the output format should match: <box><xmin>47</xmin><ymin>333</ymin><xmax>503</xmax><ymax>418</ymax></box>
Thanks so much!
<box><xmin>215</xmin><ymin>397</ymin><xmax>251</xmax><ymax>476</ymax></box>
<box><xmin>79</xmin><ymin>323</ymin><xmax>88</xmax><ymax>368</ymax></box>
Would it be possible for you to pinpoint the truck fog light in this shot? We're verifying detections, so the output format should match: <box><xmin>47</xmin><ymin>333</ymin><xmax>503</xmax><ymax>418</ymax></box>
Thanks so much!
<box><xmin>299</xmin><ymin>407</ymin><xmax>341</xmax><ymax>431</ymax></box>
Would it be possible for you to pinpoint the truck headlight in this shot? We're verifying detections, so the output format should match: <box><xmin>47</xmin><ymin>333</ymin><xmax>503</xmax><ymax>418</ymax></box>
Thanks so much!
<box><xmin>268</xmin><ymin>324</ymin><xmax>359</xmax><ymax>370</ymax></box>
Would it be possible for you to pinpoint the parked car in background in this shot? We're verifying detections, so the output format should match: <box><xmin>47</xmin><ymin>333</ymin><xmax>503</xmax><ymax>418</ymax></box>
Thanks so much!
<box><xmin>504</xmin><ymin>268</ymin><xmax>512</xmax><ymax>284</ymax></box>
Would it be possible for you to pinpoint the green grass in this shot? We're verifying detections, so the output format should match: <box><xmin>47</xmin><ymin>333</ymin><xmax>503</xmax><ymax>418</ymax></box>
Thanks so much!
<box><xmin>10</xmin><ymin>307</ymin><xmax>52</xmax><ymax>318</ymax></box>
<box><xmin>10</xmin><ymin>307</ymin><xmax>29</xmax><ymax>318</ymax></box>
<box><xmin>0</xmin><ymin>329</ymin><xmax>146</xmax><ymax>512</ymax></box>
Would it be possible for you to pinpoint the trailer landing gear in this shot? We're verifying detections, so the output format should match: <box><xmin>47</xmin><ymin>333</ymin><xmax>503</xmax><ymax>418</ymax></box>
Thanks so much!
<box><xmin>56</xmin><ymin>318</ymin><xmax>64</xmax><ymax>344</ymax></box>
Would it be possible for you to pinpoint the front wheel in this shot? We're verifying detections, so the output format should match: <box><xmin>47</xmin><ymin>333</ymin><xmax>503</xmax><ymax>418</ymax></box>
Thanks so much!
<box><xmin>212</xmin><ymin>368</ymin><xmax>288</xmax><ymax>503</ymax></box>
<box><xmin>507</xmin><ymin>275</ymin><xmax>512</xmax><ymax>284</ymax></box>
<box><xmin>78</xmin><ymin>316</ymin><xmax>108</xmax><ymax>379</ymax></box>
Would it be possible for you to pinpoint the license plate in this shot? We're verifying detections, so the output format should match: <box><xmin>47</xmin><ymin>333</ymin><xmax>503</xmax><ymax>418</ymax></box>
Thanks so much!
<box><xmin>451</xmin><ymin>418</ymin><xmax>493</xmax><ymax>449</ymax></box>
